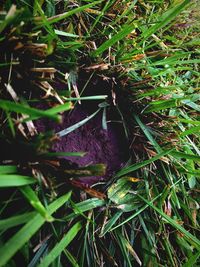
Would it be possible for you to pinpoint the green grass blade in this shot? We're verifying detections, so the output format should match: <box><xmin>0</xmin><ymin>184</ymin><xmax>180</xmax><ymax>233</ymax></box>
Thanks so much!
<box><xmin>47</xmin><ymin>1</ymin><xmax>102</xmax><ymax>24</ymax></box>
<box><xmin>66</xmin><ymin>198</ymin><xmax>105</xmax><ymax>221</ymax></box>
<box><xmin>144</xmin><ymin>99</ymin><xmax>179</xmax><ymax>113</ymax></box>
<box><xmin>0</xmin><ymin>175</ymin><xmax>36</xmax><ymax>187</ymax></box>
<box><xmin>180</xmin><ymin>125</ymin><xmax>200</xmax><ymax>137</ymax></box>
<box><xmin>92</xmin><ymin>23</ymin><xmax>136</xmax><ymax>57</ymax></box>
<box><xmin>0</xmin><ymin>100</ymin><xmax>60</xmax><ymax>122</ymax></box>
<box><xmin>133</xmin><ymin>114</ymin><xmax>162</xmax><ymax>153</ymax></box>
<box><xmin>170</xmin><ymin>151</ymin><xmax>200</xmax><ymax>161</ymax></box>
<box><xmin>20</xmin><ymin>186</ymin><xmax>53</xmax><ymax>222</ymax></box>
<box><xmin>0</xmin><ymin>165</ymin><xmax>17</xmax><ymax>174</ymax></box>
<box><xmin>38</xmin><ymin>221</ymin><xmax>82</xmax><ymax>267</ymax></box>
<box><xmin>141</xmin><ymin>0</ymin><xmax>190</xmax><ymax>40</ymax></box>
<box><xmin>43</xmin><ymin>102</ymin><xmax>72</xmax><ymax>115</ymax></box>
<box><xmin>0</xmin><ymin>191</ymin><xmax>71</xmax><ymax>266</ymax></box>
<box><xmin>114</xmin><ymin>231</ymin><xmax>132</xmax><ymax>267</ymax></box>
<box><xmin>109</xmin><ymin>193</ymin><xmax>163</xmax><ymax>232</ymax></box>
<box><xmin>179</xmin><ymin>119</ymin><xmax>200</xmax><ymax>125</ymax></box>
<box><xmin>42</xmin><ymin>152</ymin><xmax>87</xmax><ymax>158</ymax></box>
<box><xmin>0</xmin><ymin>212</ymin><xmax>36</xmax><ymax>231</ymax></box>
<box><xmin>138</xmin><ymin>195</ymin><xmax>200</xmax><ymax>250</ymax></box>
<box><xmin>54</xmin><ymin>29</ymin><xmax>79</xmax><ymax>38</ymax></box>
<box><xmin>100</xmin><ymin>211</ymin><xmax>123</xmax><ymax>237</ymax></box>
<box><xmin>115</xmin><ymin>149</ymin><xmax>172</xmax><ymax>178</ymax></box>
<box><xmin>182</xmin><ymin>251</ymin><xmax>200</xmax><ymax>267</ymax></box>
<box><xmin>73</xmin><ymin>198</ymin><xmax>105</xmax><ymax>214</ymax></box>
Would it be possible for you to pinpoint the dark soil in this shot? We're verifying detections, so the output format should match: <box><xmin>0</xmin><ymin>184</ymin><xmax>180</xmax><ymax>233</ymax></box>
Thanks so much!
<box><xmin>37</xmin><ymin>103</ymin><xmax>129</xmax><ymax>184</ymax></box>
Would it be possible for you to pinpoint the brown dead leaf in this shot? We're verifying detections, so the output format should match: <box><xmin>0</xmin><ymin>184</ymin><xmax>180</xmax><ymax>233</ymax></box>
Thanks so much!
<box><xmin>84</xmin><ymin>63</ymin><xmax>110</xmax><ymax>71</ymax></box>
<box><xmin>70</xmin><ymin>180</ymin><xmax>106</xmax><ymax>200</ymax></box>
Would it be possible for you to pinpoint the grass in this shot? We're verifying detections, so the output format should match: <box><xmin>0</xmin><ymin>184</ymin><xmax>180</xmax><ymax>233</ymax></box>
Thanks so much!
<box><xmin>0</xmin><ymin>0</ymin><xmax>199</xmax><ymax>266</ymax></box>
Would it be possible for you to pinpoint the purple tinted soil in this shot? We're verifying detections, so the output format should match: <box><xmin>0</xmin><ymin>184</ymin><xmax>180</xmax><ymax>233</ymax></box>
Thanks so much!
<box><xmin>36</xmin><ymin>104</ymin><xmax>129</xmax><ymax>184</ymax></box>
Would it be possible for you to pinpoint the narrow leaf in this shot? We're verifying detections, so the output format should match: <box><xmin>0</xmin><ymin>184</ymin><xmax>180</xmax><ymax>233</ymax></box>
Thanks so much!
<box><xmin>141</xmin><ymin>0</ymin><xmax>190</xmax><ymax>40</ymax></box>
<box><xmin>0</xmin><ymin>100</ymin><xmax>60</xmax><ymax>122</ymax></box>
<box><xmin>138</xmin><ymin>195</ymin><xmax>200</xmax><ymax>249</ymax></box>
<box><xmin>0</xmin><ymin>175</ymin><xmax>36</xmax><ymax>187</ymax></box>
<box><xmin>0</xmin><ymin>191</ymin><xmax>72</xmax><ymax>266</ymax></box>
<box><xmin>0</xmin><ymin>212</ymin><xmax>36</xmax><ymax>231</ymax></box>
<box><xmin>57</xmin><ymin>109</ymin><xmax>100</xmax><ymax>137</ymax></box>
<box><xmin>0</xmin><ymin>165</ymin><xmax>17</xmax><ymax>174</ymax></box>
<box><xmin>38</xmin><ymin>222</ymin><xmax>82</xmax><ymax>267</ymax></box>
<box><xmin>20</xmin><ymin>186</ymin><xmax>53</xmax><ymax>222</ymax></box>
<box><xmin>116</xmin><ymin>150</ymin><xmax>172</xmax><ymax>178</ymax></box>
<box><xmin>92</xmin><ymin>23</ymin><xmax>136</xmax><ymax>56</ymax></box>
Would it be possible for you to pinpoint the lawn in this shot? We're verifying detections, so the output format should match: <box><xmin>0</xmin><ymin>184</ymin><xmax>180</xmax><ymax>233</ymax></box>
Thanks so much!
<box><xmin>0</xmin><ymin>1</ymin><xmax>199</xmax><ymax>266</ymax></box>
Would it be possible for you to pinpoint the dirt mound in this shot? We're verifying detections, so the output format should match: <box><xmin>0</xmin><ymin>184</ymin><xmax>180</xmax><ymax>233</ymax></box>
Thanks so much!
<box><xmin>37</xmin><ymin>103</ymin><xmax>129</xmax><ymax>184</ymax></box>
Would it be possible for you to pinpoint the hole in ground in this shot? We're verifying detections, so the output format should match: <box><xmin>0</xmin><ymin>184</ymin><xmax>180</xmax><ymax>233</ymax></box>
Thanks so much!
<box><xmin>36</xmin><ymin>74</ymin><xmax>130</xmax><ymax>185</ymax></box>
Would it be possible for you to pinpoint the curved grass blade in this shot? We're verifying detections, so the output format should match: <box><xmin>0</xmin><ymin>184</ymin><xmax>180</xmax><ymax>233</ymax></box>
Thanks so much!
<box><xmin>57</xmin><ymin>108</ymin><xmax>101</xmax><ymax>137</ymax></box>
<box><xmin>65</xmin><ymin>198</ymin><xmax>105</xmax><ymax>221</ymax></box>
<box><xmin>20</xmin><ymin>186</ymin><xmax>53</xmax><ymax>222</ymax></box>
<box><xmin>0</xmin><ymin>191</ymin><xmax>72</xmax><ymax>267</ymax></box>
<box><xmin>38</xmin><ymin>221</ymin><xmax>82</xmax><ymax>267</ymax></box>
<box><xmin>0</xmin><ymin>100</ymin><xmax>60</xmax><ymax>122</ymax></box>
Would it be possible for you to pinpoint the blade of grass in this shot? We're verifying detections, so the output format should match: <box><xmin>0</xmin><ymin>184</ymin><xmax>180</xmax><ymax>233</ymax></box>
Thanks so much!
<box><xmin>182</xmin><ymin>251</ymin><xmax>200</xmax><ymax>267</ymax></box>
<box><xmin>0</xmin><ymin>165</ymin><xmax>17</xmax><ymax>174</ymax></box>
<box><xmin>41</xmin><ymin>151</ymin><xmax>87</xmax><ymax>158</ymax></box>
<box><xmin>80</xmin><ymin>211</ymin><xmax>92</xmax><ymax>267</ymax></box>
<box><xmin>20</xmin><ymin>186</ymin><xmax>53</xmax><ymax>222</ymax></box>
<box><xmin>28</xmin><ymin>240</ymin><xmax>48</xmax><ymax>267</ymax></box>
<box><xmin>63</xmin><ymin>95</ymin><xmax>107</xmax><ymax>101</ymax></box>
<box><xmin>180</xmin><ymin>125</ymin><xmax>200</xmax><ymax>137</ymax></box>
<box><xmin>54</xmin><ymin>29</ymin><xmax>79</xmax><ymax>38</ymax></box>
<box><xmin>137</xmin><ymin>194</ymin><xmax>200</xmax><ymax>250</ymax></box>
<box><xmin>133</xmin><ymin>114</ymin><xmax>162</xmax><ymax>153</ymax></box>
<box><xmin>115</xmin><ymin>149</ymin><xmax>172</xmax><ymax>178</ymax></box>
<box><xmin>41</xmin><ymin>101</ymin><xmax>72</xmax><ymax>115</ymax></box>
<box><xmin>0</xmin><ymin>100</ymin><xmax>60</xmax><ymax>122</ymax></box>
<box><xmin>114</xmin><ymin>230</ymin><xmax>132</xmax><ymax>267</ymax></box>
<box><xmin>0</xmin><ymin>175</ymin><xmax>36</xmax><ymax>187</ymax></box>
<box><xmin>0</xmin><ymin>212</ymin><xmax>36</xmax><ymax>231</ymax></box>
<box><xmin>170</xmin><ymin>151</ymin><xmax>200</xmax><ymax>161</ymax></box>
<box><xmin>108</xmin><ymin>193</ymin><xmax>162</xmax><ymax>232</ymax></box>
<box><xmin>65</xmin><ymin>198</ymin><xmax>105</xmax><ymax>221</ymax></box>
<box><xmin>38</xmin><ymin>222</ymin><xmax>82</xmax><ymax>267</ymax></box>
<box><xmin>57</xmin><ymin>108</ymin><xmax>101</xmax><ymax>137</ymax></box>
<box><xmin>141</xmin><ymin>0</ymin><xmax>190</xmax><ymax>40</ymax></box>
<box><xmin>0</xmin><ymin>191</ymin><xmax>72</xmax><ymax>266</ymax></box>
<box><xmin>92</xmin><ymin>23</ymin><xmax>137</xmax><ymax>57</ymax></box>
<box><xmin>99</xmin><ymin>211</ymin><xmax>123</xmax><ymax>237</ymax></box>
<box><xmin>46</xmin><ymin>1</ymin><xmax>102</xmax><ymax>25</ymax></box>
